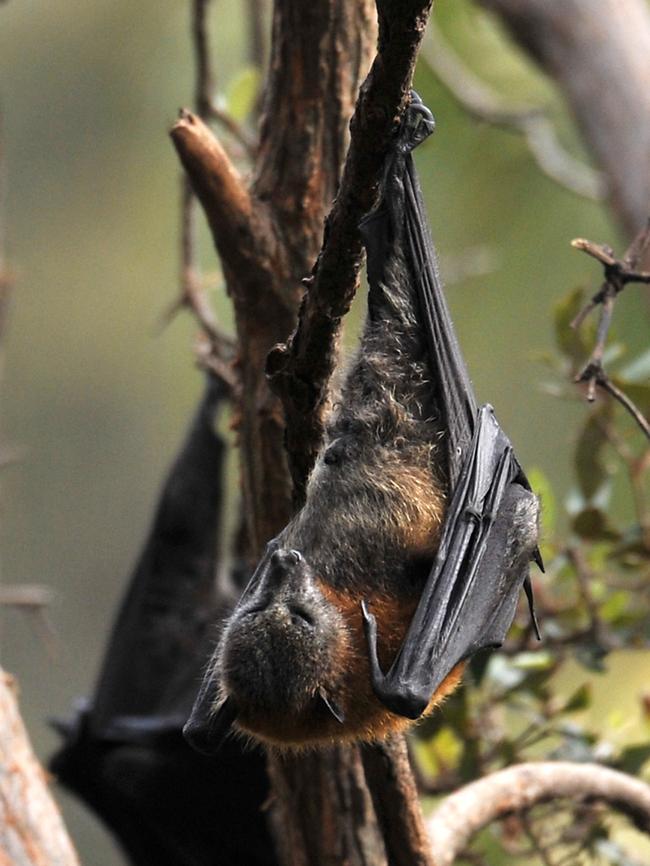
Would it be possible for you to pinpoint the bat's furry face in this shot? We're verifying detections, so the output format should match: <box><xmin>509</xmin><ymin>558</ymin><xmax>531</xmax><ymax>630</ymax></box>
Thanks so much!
<box><xmin>216</xmin><ymin>547</ymin><xmax>462</xmax><ymax>748</ymax></box>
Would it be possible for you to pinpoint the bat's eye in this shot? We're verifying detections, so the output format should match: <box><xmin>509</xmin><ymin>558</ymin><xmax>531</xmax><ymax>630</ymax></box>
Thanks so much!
<box><xmin>324</xmin><ymin>448</ymin><xmax>340</xmax><ymax>466</ymax></box>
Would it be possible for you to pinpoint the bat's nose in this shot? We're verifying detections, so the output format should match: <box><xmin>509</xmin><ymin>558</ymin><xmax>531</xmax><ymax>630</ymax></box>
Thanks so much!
<box><xmin>271</xmin><ymin>548</ymin><xmax>302</xmax><ymax>568</ymax></box>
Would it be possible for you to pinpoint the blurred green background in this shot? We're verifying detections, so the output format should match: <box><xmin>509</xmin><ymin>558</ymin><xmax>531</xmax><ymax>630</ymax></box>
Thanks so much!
<box><xmin>0</xmin><ymin>1</ymin><xmax>647</xmax><ymax>863</ymax></box>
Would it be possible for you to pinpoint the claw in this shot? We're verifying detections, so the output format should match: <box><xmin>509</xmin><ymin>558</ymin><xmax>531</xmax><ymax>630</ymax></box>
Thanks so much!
<box><xmin>532</xmin><ymin>546</ymin><xmax>545</xmax><ymax>573</ymax></box>
<box><xmin>317</xmin><ymin>688</ymin><xmax>345</xmax><ymax>725</ymax></box>
<box><xmin>361</xmin><ymin>600</ymin><xmax>386</xmax><ymax>687</ymax></box>
<box><xmin>523</xmin><ymin>576</ymin><xmax>542</xmax><ymax>641</ymax></box>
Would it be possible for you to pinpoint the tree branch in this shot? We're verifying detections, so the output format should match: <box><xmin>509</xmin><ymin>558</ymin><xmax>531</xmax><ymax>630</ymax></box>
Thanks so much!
<box><xmin>267</xmin><ymin>0</ymin><xmax>436</xmax><ymax>502</ymax></box>
<box><xmin>170</xmin><ymin>111</ymin><xmax>283</xmax><ymax>305</ymax></box>
<box><xmin>361</xmin><ymin>737</ymin><xmax>436</xmax><ymax>866</ymax></box>
<box><xmin>427</xmin><ymin>762</ymin><xmax>650</xmax><ymax>866</ymax></box>
<box><xmin>0</xmin><ymin>670</ymin><xmax>80</xmax><ymax>866</ymax></box>
<box><xmin>480</xmin><ymin>0</ymin><xmax>650</xmax><ymax>237</ymax></box>
<box><xmin>570</xmin><ymin>221</ymin><xmax>650</xmax><ymax>439</ymax></box>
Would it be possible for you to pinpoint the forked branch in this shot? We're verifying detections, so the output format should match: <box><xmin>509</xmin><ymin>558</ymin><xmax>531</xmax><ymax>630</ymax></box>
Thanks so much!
<box><xmin>571</xmin><ymin>221</ymin><xmax>650</xmax><ymax>440</ymax></box>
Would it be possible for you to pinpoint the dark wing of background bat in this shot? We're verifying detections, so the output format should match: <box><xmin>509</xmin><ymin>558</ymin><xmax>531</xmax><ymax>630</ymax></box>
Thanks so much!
<box><xmin>362</xmin><ymin>94</ymin><xmax>541</xmax><ymax>720</ymax></box>
<box><xmin>50</xmin><ymin>376</ymin><xmax>276</xmax><ymax>866</ymax></box>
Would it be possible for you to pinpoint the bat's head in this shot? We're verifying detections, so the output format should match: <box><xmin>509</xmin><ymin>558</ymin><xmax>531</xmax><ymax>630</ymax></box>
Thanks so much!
<box><xmin>217</xmin><ymin>548</ymin><xmax>351</xmax><ymax>739</ymax></box>
<box><xmin>185</xmin><ymin>542</ymin><xmax>457</xmax><ymax>752</ymax></box>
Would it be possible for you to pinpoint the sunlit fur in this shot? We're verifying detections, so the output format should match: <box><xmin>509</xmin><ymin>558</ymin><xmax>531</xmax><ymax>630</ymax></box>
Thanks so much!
<box><xmin>211</xmin><ymin>236</ymin><xmax>465</xmax><ymax>748</ymax></box>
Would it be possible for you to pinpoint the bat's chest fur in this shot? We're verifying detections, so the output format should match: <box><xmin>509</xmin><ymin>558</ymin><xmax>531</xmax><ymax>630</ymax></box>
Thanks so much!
<box><xmin>283</xmin><ymin>251</ymin><xmax>447</xmax><ymax>598</ymax></box>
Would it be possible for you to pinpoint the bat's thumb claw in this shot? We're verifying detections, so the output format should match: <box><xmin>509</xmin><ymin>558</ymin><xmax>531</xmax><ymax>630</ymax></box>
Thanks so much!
<box><xmin>360</xmin><ymin>599</ymin><xmax>374</xmax><ymax>625</ymax></box>
<box><xmin>532</xmin><ymin>546</ymin><xmax>545</xmax><ymax>573</ymax></box>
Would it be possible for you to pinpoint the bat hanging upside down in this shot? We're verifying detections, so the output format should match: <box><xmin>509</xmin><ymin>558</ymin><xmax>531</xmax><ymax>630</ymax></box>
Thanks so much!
<box><xmin>185</xmin><ymin>93</ymin><xmax>542</xmax><ymax>752</ymax></box>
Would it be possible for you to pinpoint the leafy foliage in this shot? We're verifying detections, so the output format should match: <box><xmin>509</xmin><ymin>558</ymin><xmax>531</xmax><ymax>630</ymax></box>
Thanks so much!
<box><xmin>416</xmin><ymin>285</ymin><xmax>650</xmax><ymax>864</ymax></box>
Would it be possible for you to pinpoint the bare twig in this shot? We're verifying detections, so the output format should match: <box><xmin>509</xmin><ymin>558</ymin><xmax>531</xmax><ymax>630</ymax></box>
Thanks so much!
<box><xmin>267</xmin><ymin>0</ymin><xmax>436</xmax><ymax>502</ymax></box>
<box><xmin>571</xmin><ymin>222</ymin><xmax>650</xmax><ymax>440</ymax></box>
<box><xmin>422</xmin><ymin>25</ymin><xmax>605</xmax><ymax>201</ymax></box>
<box><xmin>192</xmin><ymin>0</ymin><xmax>256</xmax><ymax>154</ymax></box>
<box><xmin>0</xmin><ymin>584</ymin><xmax>53</xmax><ymax>608</ymax></box>
<box><xmin>246</xmin><ymin>0</ymin><xmax>266</xmax><ymax>69</ymax></box>
<box><xmin>161</xmin><ymin>0</ymin><xmax>244</xmax><ymax>395</ymax></box>
<box><xmin>427</xmin><ymin>762</ymin><xmax>650</xmax><ymax>866</ymax></box>
<box><xmin>171</xmin><ymin>111</ymin><xmax>282</xmax><ymax>305</ymax></box>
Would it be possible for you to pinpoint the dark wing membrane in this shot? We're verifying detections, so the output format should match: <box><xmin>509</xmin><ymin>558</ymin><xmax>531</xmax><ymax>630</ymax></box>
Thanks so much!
<box><xmin>361</xmin><ymin>94</ymin><xmax>537</xmax><ymax>719</ymax></box>
<box><xmin>90</xmin><ymin>377</ymin><xmax>228</xmax><ymax>739</ymax></box>
<box><xmin>363</xmin><ymin>407</ymin><xmax>531</xmax><ymax>718</ymax></box>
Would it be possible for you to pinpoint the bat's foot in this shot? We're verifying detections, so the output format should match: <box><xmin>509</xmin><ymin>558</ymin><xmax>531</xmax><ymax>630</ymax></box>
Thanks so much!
<box><xmin>400</xmin><ymin>91</ymin><xmax>435</xmax><ymax>153</ymax></box>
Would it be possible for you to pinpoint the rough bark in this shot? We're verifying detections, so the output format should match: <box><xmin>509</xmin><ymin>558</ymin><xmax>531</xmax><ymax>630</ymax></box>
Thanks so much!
<box><xmin>361</xmin><ymin>738</ymin><xmax>436</xmax><ymax>866</ymax></box>
<box><xmin>427</xmin><ymin>761</ymin><xmax>650</xmax><ymax>866</ymax></box>
<box><xmin>267</xmin><ymin>746</ymin><xmax>387</xmax><ymax>866</ymax></box>
<box><xmin>0</xmin><ymin>670</ymin><xmax>80</xmax><ymax>866</ymax></box>
<box><xmin>481</xmin><ymin>0</ymin><xmax>650</xmax><ymax>238</ymax></box>
<box><xmin>172</xmin><ymin>2</ymin><xmax>441</xmax><ymax>865</ymax></box>
<box><xmin>172</xmin><ymin>0</ymin><xmax>376</xmax><ymax>555</ymax></box>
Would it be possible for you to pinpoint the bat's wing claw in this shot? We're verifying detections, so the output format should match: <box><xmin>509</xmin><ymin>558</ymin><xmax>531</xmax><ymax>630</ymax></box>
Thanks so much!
<box><xmin>361</xmin><ymin>600</ymin><xmax>386</xmax><ymax>684</ymax></box>
<box><xmin>523</xmin><ymin>575</ymin><xmax>542</xmax><ymax>641</ymax></box>
<box><xmin>532</xmin><ymin>545</ymin><xmax>545</xmax><ymax>573</ymax></box>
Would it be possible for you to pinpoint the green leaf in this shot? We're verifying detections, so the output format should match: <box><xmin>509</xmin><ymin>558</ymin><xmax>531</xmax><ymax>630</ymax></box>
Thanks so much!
<box><xmin>563</xmin><ymin>683</ymin><xmax>592</xmax><ymax>712</ymax></box>
<box><xmin>572</xmin><ymin>506</ymin><xmax>621</xmax><ymax>541</ymax></box>
<box><xmin>225</xmin><ymin>66</ymin><xmax>261</xmax><ymax>122</ymax></box>
<box><xmin>575</xmin><ymin>410</ymin><xmax>611</xmax><ymax>500</ymax></box>
<box><xmin>511</xmin><ymin>650</ymin><xmax>555</xmax><ymax>671</ymax></box>
<box><xmin>554</xmin><ymin>286</ymin><xmax>593</xmax><ymax>364</ymax></box>
<box><xmin>618</xmin><ymin>347</ymin><xmax>650</xmax><ymax>382</ymax></box>
<box><xmin>600</xmin><ymin>591</ymin><xmax>629</xmax><ymax>623</ymax></box>
<box><xmin>618</xmin><ymin>743</ymin><xmax>650</xmax><ymax>776</ymax></box>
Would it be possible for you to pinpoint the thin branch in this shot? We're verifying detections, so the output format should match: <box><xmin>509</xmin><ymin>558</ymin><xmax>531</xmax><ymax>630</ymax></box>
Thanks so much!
<box><xmin>160</xmin><ymin>0</ymin><xmax>243</xmax><ymax>394</ymax></box>
<box><xmin>246</xmin><ymin>0</ymin><xmax>266</xmax><ymax>69</ymax></box>
<box><xmin>422</xmin><ymin>25</ymin><xmax>605</xmax><ymax>201</ymax></box>
<box><xmin>0</xmin><ymin>584</ymin><xmax>53</xmax><ymax>608</ymax></box>
<box><xmin>427</xmin><ymin>762</ymin><xmax>650</xmax><ymax>866</ymax></box>
<box><xmin>520</xmin><ymin>813</ymin><xmax>556</xmax><ymax>866</ymax></box>
<box><xmin>571</xmin><ymin>221</ymin><xmax>650</xmax><ymax>440</ymax></box>
<box><xmin>267</xmin><ymin>0</ymin><xmax>435</xmax><ymax>502</ymax></box>
<box><xmin>171</xmin><ymin>110</ymin><xmax>283</xmax><ymax>304</ymax></box>
<box><xmin>192</xmin><ymin>0</ymin><xmax>215</xmax><ymax>119</ymax></box>
<box><xmin>192</xmin><ymin>0</ymin><xmax>255</xmax><ymax>154</ymax></box>
<box><xmin>595</xmin><ymin>374</ymin><xmax>650</xmax><ymax>440</ymax></box>
<box><xmin>565</xmin><ymin>546</ymin><xmax>609</xmax><ymax>648</ymax></box>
